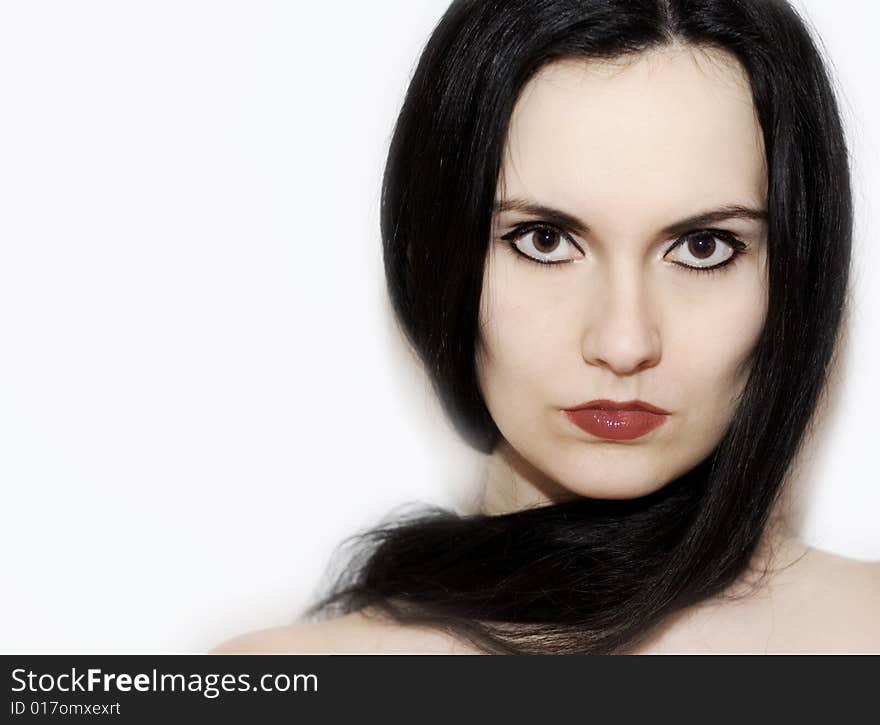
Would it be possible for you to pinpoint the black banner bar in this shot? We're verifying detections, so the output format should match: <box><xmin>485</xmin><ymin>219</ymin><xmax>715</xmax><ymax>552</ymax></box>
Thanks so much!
<box><xmin>3</xmin><ymin>654</ymin><xmax>876</xmax><ymax>721</ymax></box>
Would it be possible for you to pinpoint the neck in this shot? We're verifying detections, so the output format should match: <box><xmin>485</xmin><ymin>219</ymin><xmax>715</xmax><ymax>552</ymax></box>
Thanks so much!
<box><xmin>480</xmin><ymin>439</ymin><xmax>577</xmax><ymax>516</ymax></box>
<box><xmin>479</xmin><ymin>443</ymin><xmax>802</xmax><ymax>576</ymax></box>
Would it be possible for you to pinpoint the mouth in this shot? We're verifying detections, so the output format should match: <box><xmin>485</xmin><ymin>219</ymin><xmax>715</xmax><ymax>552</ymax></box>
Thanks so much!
<box><xmin>562</xmin><ymin>399</ymin><xmax>670</xmax><ymax>441</ymax></box>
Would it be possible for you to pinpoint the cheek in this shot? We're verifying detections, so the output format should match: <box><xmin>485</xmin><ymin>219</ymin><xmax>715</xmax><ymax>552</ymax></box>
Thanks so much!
<box><xmin>477</xmin><ymin>301</ymin><xmax>553</xmax><ymax>416</ymax></box>
<box><xmin>477</xmin><ymin>264</ymin><xmax>576</xmax><ymax>402</ymax></box>
<box><xmin>671</xmin><ymin>270</ymin><xmax>768</xmax><ymax>420</ymax></box>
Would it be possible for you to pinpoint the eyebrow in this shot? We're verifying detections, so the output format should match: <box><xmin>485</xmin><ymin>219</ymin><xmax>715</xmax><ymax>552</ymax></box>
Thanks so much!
<box><xmin>492</xmin><ymin>198</ymin><xmax>768</xmax><ymax>237</ymax></box>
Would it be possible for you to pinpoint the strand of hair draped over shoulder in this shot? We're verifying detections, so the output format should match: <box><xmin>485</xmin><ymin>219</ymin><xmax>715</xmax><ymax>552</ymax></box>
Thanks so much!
<box><xmin>302</xmin><ymin>0</ymin><xmax>852</xmax><ymax>654</ymax></box>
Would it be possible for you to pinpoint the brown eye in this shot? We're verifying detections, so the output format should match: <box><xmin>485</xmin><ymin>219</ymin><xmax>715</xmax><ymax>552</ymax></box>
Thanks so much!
<box><xmin>501</xmin><ymin>223</ymin><xmax>585</xmax><ymax>265</ymax></box>
<box><xmin>686</xmin><ymin>232</ymin><xmax>717</xmax><ymax>260</ymax></box>
<box><xmin>533</xmin><ymin>227</ymin><xmax>562</xmax><ymax>253</ymax></box>
<box><xmin>666</xmin><ymin>230</ymin><xmax>744</xmax><ymax>271</ymax></box>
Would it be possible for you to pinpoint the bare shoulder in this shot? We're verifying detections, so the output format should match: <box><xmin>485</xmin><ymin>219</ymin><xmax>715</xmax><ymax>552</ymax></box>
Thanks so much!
<box><xmin>636</xmin><ymin>541</ymin><xmax>880</xmax><ymax>654</ymax></box>
<box><xmin>770</xmin><ymin>545</ymin><xmax>880</xmax><ymax>652</ymax></box>
<box><xmin>788</xmin><ymin>546</ymin><xmax>880</xmax><ymax>598</ymax></box>
<box><xmin>209</xmin><ymin>608</ymin><xmax>483</xmax><ymax>655</ymax></box>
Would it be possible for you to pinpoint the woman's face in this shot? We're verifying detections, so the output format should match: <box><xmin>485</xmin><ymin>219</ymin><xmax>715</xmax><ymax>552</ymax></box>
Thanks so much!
<box><xmin>476</xmin><ymin>46</ymin><xmax>769</xmax><ymax>501</ymax></box>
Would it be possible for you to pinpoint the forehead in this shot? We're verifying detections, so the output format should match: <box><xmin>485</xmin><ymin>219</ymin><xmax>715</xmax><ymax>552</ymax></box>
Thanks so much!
<box><xmin>500</xmin><ymin>45</ymin><xmax>767</xmax><ymax>220</ymax></box>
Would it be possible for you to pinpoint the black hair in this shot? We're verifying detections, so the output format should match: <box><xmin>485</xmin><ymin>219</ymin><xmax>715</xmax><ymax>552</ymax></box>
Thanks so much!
<box><xmin>303</xmin><ymin>0</ymin><xmax>852</xmax><ymax>654</ymax></box>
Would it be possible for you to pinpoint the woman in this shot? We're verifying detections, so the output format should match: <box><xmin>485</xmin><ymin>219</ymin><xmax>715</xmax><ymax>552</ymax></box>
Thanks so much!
<box><xmin>213</xmin><ymin>0</ymin><xmax>879</xmax><ymax>654</ymax></box>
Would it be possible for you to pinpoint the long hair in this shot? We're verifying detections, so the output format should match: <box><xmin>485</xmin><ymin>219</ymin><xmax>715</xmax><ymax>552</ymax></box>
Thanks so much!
<box><xmin>303</xmin><ymin>0</ymin><xmax>852</xmax><ymax>654</ymax></box>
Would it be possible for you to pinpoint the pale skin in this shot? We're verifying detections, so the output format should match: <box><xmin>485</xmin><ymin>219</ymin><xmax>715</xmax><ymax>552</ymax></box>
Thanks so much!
<box><xmin>212</xmin><ymin>44</ymin><xmax>880</xmax><ymax>655</ymax></box>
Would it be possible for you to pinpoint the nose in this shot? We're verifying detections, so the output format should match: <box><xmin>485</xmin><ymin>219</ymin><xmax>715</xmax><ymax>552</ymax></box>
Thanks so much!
<box><xmin>581</xmin><ymin>265</ymin><xmax>662</xmax><ymax>376</ymax></box>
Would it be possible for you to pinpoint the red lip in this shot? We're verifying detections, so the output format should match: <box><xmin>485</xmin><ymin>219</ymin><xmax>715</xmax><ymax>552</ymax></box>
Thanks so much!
<box><xmin>566</xmin><ymin>399</ymin><xmax>670</xmax><ymax>415</ymax></box>
<box><xmin>563</xmin><ymin>399</ymin><xmax>670</xmax><ymax>441</ymax></box>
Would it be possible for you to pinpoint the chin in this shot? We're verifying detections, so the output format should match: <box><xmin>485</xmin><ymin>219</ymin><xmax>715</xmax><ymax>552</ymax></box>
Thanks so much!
<box><xmin>557</xmin><ymin>469</ymin><xmax>673</xmax><ymax>501</ymax></box>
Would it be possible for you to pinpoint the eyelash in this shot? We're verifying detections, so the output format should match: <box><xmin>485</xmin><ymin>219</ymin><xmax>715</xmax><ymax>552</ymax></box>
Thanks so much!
<box><xmin>499</xmin><ymin>222</ymin><xmax>750</xmax><ymax>275</ymax></box>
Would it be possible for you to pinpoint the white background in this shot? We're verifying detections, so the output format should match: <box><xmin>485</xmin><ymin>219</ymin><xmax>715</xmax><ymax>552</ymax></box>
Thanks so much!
<box><xmin>1</xmin><ymin>0</ymin><xmax>877</xmax><ymax>653</ymax></box>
